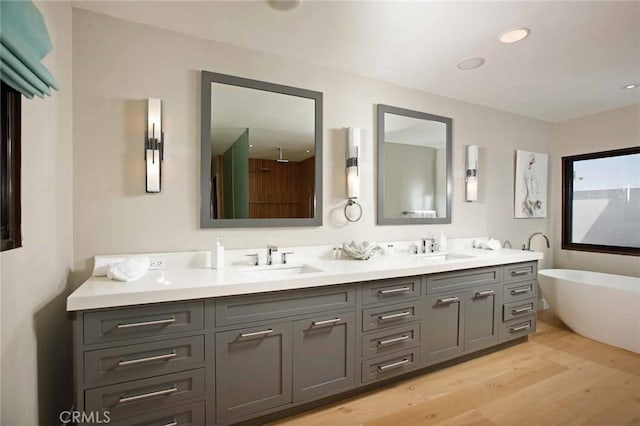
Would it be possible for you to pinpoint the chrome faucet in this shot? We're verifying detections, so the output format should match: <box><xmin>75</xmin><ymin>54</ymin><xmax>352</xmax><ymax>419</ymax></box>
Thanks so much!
<box><xmin>421</xmin><ymin>237</ymin><xmax>436</xmax><ymax>253</ymax></box>
<box><xmin>266</xmin><ymin>245</ymin><xmax>278</xmax><ymax>265</ymax></box>
<box><xmin>524</xmin><ymin>232</ymin><xmax>550</xmax><ymax>251</ymax></box>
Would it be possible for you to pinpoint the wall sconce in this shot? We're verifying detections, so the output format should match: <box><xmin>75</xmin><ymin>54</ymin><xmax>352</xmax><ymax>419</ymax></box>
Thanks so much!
<box><xmin>345</xmin><ymin>127</ymin><xmax>362</xmax><ymax>222</ymax></box>
<box><xmin>145</xmin><ymin>97</ymin><xmax>164</xmax><ymax>193</ymax></box>
<box><xmin>465</xmin><ymin>145</ymin><xmax>478</xmax><ymax>202</ymax></box>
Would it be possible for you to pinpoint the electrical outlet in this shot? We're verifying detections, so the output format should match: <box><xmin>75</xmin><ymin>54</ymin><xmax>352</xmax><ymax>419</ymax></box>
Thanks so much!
<box><xmin>148</xmin><ymin>257</ymin><xmax>167</xmax><ymax>269</ymax></box>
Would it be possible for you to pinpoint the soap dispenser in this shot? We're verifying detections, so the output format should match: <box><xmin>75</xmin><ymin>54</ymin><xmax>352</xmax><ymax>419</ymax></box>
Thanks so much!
<box><xmin>211</xmin><ymin>237</ymin><xmax>225</xmax><ymax>269</ymax></box>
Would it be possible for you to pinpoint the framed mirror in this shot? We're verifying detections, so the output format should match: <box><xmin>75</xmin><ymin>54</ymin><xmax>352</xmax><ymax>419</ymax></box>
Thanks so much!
<box><xmin>201</xmin><ymin>71</ymin><xmax>323</xmax><ymax>228</ymax></box>
<box><xmin>377</xmin><ymin>104</ymin><xmax>452</xmax><ymax>225</ymax></box>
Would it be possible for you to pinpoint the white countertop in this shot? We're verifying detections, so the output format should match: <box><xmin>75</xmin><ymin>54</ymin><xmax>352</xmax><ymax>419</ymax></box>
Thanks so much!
<box><xmin>67</xmin><ymin>248</ymin><xmax>542</xmax><ymax>311</ymax></box>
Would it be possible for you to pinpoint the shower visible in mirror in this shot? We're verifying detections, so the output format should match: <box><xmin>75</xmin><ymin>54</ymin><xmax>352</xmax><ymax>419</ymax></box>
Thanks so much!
<box><xmin>201</xmin><ymin>71</ymin><xmax>323</xmax><ymax>228</ymax></box>
<box><xmin>377</xmin><ymin>105</ymin><xmax>452</xmax><ymax>225</ymax></box>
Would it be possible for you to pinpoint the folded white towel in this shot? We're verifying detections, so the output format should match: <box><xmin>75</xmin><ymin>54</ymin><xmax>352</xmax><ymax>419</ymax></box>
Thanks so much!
<box><xmin>93</xmin><ymin>257</ymin><xmax>126</xmax><ymax>276</ymax></box>
<box><xmin>485</xmin><ymin>239</ymin><xmax>502</xmax><ymax>250</ymax></box>
<box><xmin>106</xmin><ymin>257</ymin><xmax>150</xmax><ymax>282</ymax></box>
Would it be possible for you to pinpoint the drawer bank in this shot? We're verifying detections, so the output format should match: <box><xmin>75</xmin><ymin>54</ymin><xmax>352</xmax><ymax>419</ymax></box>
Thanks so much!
<box><xmin>71</xmin><ymin>260</ymin><xmax>538</xmax><ymax>425</ymax></box>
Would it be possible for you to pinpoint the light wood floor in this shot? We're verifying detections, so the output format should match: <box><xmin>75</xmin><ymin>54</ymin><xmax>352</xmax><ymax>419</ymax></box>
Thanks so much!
<box><xmin>272</xmin><ymin>310</ymin><xmax>640</xmax><ymax>426</ymax></box>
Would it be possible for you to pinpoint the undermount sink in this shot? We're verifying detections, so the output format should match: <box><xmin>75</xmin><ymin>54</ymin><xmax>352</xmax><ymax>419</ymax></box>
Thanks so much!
<box><xmin>414</xmin><ymin>253</ymin><xmax>474</xmax><ymax>261</ymax></box>
<box><xmin>240</xmin><ymin>264</ymin><xmax>323</xmax><ymax>279</ymax></box>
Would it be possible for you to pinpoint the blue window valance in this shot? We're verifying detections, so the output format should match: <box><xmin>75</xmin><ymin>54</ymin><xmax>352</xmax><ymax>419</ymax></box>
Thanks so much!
<box><xmin>0</xmin><ymin>0</ymin><xmax>59</xmax><ymax>99</ymax></box>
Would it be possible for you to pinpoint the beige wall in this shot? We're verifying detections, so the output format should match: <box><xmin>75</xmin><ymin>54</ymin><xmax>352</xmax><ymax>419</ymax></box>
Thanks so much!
<box><xmin>72</xmin><ymin>9</ymin><xmax>555</xmax><ymax>278</ymax></box>
<box><xmin>0</xmin><ymin>2</ymin><xmax>74</xmax><ymax>425</ymax></box>
<box><xmin>552</xmin><ymin>104</ymin><xmax>640</xmax><ymax>277</ymax></box>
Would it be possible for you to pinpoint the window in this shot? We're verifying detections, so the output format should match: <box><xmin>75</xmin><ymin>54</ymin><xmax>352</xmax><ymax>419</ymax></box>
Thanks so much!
<box><xmin>1</xmin><ymin>80</ymin><xmax>21</xmax><ymax>251</ymax></box>
<box><xmin>562</xmin><ymin>147</ymin><xmax>640</xmax><ymax>256</ymax></box>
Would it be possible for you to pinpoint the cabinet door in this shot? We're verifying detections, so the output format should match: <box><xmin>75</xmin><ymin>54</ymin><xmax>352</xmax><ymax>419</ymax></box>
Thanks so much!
<box><xmin>463</xmin><ymin>284</ymin><xmax>501</xmax><ymax>352</ymax></box>
<box><xmin>215</xmin><ymin>322</ymin><xmax>292</xmax><ymax>423</ymax></box>
<box><xmin>293</xmin><ymin>311</ymin><xmax>355</xmax><ymax>402</ymax></box>
<box><xmin>424</xmin><ymin>293</ymin><xmax>464</xmax><ymax>363</ymax></box>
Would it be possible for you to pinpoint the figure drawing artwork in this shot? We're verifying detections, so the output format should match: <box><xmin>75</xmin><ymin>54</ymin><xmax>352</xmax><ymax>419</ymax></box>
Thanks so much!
<box><xmin>515</xmin><ymin>150</ymin><xmax>548</xmax><ymax>218</ymax></box>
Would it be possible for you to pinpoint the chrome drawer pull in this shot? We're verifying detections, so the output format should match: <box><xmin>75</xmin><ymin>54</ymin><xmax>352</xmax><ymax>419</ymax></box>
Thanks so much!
<box><xmin>378</xmin><ymin>335</ymin><xmax>410</xmax><ymax>346</ymax></box>
<box><xmin>512</xmin><ymin>305</ymin><xmax>533</xmax><ymax>314</ymax></box>
<box><xmin>117</xmin><ymin>317</ymin><xmax>176</xmax><ymax>329</ymax></box>
<box><xmin>379</xmin><ymin>311</ymin><xmax>411</xmax><ymax>321</ymax></box>
<box><xmin>162</xmin><ymin>421</ymin><xmax>178</xmax><ymax>426</ymax></box>
<box><xmin>511</xmin><ymin>269</ymin><xmax>530</xmax><ymax>277</ymax></box>
<box><xmin>118</xmin><ymin>351</ymin><xmax>177</xmax><ymax>367</ymax></box>
<box><xmin>509</xmin><ymin>323</ymin><xmax>531</xmax><ymax>333</ymax></box>
<box><xmin>118</xmin><ymin>386</ymin><xmax>178</xmax><ymax>404</ymax></box>
<box><xmin>378</xmin><ymin>358</ymin><xmax>410</xmax><ymax>371</ymax></box>
<box><xmin>475</xmin><ymin>290</ymin><xmax>495</xmax><ymax>298</ymax></box>
<box><xmin>379</xmin><ymin>286</ymin><xmax>411</xmax><ymax>295</ymax></box>
<box><xmin>239</xmin><ymin>329</ymin><xmax>274</xmax><ymax>339</ymax></box>
<box><xmin>437</xmin><ymin>297</ymin><xmax>459</xmax><ymax>305</ymax></box>
<box><xmin>312</xmin><ymin>318</ymin><xmax>341</xmax><ymax>327</ymax></box>
<box><xmin>510</xmin><ymin>287</ymin><xmax>531</xmax><ymax>295</ymax></box>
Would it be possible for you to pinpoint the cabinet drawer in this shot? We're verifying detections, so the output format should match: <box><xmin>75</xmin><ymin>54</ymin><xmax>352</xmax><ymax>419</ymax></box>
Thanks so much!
<box><xmin>501</xmin><ymin>315</ymin><xmax>536</xmax><ymax>341</ymax></box>
<box><xmin>361</xmin><ymin>323</ymin><xmax>420</xmax><ymax>358</ymax></box>
<box><xmin>84</xmin><ymin>336</ymin><xmax>205</xmax><ymax>387</ymax></box>
<box><xmin>503</xmin><ymin>299</ymin><xmax>536</xmax><ymax>321</ymax></box>
<box><xmin>85</xmin><ymin>368</ymin><xmax>205</xmax><ymax>422</ymax></box>
<box><xmin>503</xmin><ymin>262</ymin><xmax>537</xmax><ymax>284</ymax></box>
<box><xmin>426</xmin><ymin>267</ymin><xmax>501</xmax><ymax>295</ymax></box>
<box><xmin>503</xmin><ymin>280</ymin><xmax>537</xmax><ymax>303</ymax></box>
<box><xmin>362</xmin><ymin>300</ymin><xmax>422</xmax><ymax>332</ymax></box>
<box><xmin>361</xmin><ymin>347</ymin><xmax>420</xmax><ymax>383</ymax></box>
<box><xmin>109</xmin><ymin>400</ymin><xmax>205</xmax><ymax>426</ymax></box>
<box><xmin>216</xmin><ymin>285</ymin><xmax>355</xmax><ymax>327</ymax></box>
<box><xmin>361</xmin><ymin>276</ymin><xmax>421</xmax><ymax>306</ymax></box>
<box><xmin>83</xmin><ymin>302</ymin><xmax>205</xmax><ymax>345</ymax></box>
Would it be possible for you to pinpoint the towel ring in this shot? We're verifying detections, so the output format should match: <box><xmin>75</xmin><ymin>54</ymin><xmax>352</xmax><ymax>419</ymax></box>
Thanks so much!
<box><xmin>344</xmin><ymin>199</ymin><xmax>363</xmax><ymax>222</ymax></box>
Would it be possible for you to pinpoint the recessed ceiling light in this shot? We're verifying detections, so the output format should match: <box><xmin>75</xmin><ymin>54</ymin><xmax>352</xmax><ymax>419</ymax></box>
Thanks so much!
<box><xmin>267</xmin><ymin>0</ymin><xmax>302</xmax><ymax>11</ymax></box>
<box><xmin>498</xmin><ymin>28</ymin><xmax>531</xmax><ymax>44</ymax></box>
<box><xmin>622</xmin><ymin>83</ymin><xmax>639</xmax><ymax>90</ymax></box>
<box><xmin>305</xmin><ymin>150</ymin><xmax>310</xmax><ymax>153</ymax></box>
<box><xmin>457</xmin><ymin>57</ymin><xmax>485</xmax><ymax>70</ymax></box>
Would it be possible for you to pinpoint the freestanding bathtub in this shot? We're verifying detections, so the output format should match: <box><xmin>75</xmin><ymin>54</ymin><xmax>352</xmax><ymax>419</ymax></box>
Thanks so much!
<box><xmin>538</xmin><ymin>269</ymin><xmax>640</xmax><ymax>354</ymax></box>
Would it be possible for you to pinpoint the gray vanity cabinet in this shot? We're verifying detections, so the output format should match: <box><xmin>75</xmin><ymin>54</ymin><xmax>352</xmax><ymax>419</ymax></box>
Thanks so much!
<box><xmin>463</xmin><ymin>283</ymin><xmax>502</xmax><ymax>352</ymax></box>
<box><xmin>215</xmin><ymin>322</ymin><xmax>293</xmax><ymax>424</ymax></box>
<box><xmin>424</xmin><ymin>267</ymin><xmax>504</xmax><ymax>363</ymax></box>
<box><xmin>292</xmin><ymin>311</ymin><xmax>356</xmax><ymax>402</ymax></box>
<box><xmin>424</xmin><ymin>292</ymin><xmax>464</xmax><ymax>362</ymax></box>
<box><xmin>73</xmin><ymin>261</ymin><xmax>539</xmax><ymax>425</ymax></box>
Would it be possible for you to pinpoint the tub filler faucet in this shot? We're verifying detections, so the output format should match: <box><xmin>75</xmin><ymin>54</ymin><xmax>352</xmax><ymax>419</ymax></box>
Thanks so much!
<box><xmin>524</xmin><ymin>232</ymin><xmax>550</xmax><ymax>251</ymax></box>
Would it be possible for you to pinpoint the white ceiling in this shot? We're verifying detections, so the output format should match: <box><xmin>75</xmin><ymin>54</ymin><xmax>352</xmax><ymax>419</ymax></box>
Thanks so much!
<box><xmin>72</xmin><ymin>1</ymin><xmax>640</xmax><ymax>122</ymax></box>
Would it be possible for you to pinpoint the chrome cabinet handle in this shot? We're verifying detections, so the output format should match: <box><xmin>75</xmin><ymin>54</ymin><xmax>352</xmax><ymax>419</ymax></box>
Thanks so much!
<box><xmin>378</xmin><ymin>335</ymin><xmax>410</xmax><ymax>346</ymax></box>
<box><xmin>162</xmin><ymin>421</ymin><xmax>178</xmax><ymax>426</ymax></box>
<box><xmin>117</xmin><ymin>317</ymin><xmax>176</xmax><ymax>329</ymax></box>
<box><xmin>511</xmin><ymin>269</ymin><xmax>530</xmax><ymax>277</ymax></box>
<box><xmin>510</xmin><ymin>287</ymin><xmax>531</xmax><ymax>295</ymax></box>
<box><xmin>474</xmin><ymin>290</ymin><xmax>495</xmax><ymax>298</ymax></box>
<box><xmin>118</xmin><ymin>386</ymin><xmax>178</xmax><ymax>404</ymax></box>
<box><xmin>379</xmin><ymin>311</ymin><xmax>411</xmax><ymax>321</ymax></box>
<box><xmin>378</xmin><ymin>358</ymin><xmax>410</xmax><ymax>371</ymax></box>
<box><xmin>437</xmin><ymin>297</ymin><xmax>459</xmax><ymax>305</ymax></box>
<box><xmin>509</xmin><ymin>323</ymin><xmax>531</xmax><ymax>333</ymax></box>
<box><xmin>379</xmin><ymin>286</ymin><xmax>411</xmax><ymax>295</ymax></box>
<box><xmin>312</xmin><ymin>318</ymin><xmax>341</xmax><ymax>327</ymax></box>
<box><xmin>240</xmin><ymin>329</ymin><xmax>273</xmax><ymax>339</ymax></box>
<box><xmin>512</xmin><ymin>304</ymin><xmax>533</xmax><ymax>314</ymax></box>
<box><xmin>118</xmin><ymin>351</ymin><xmax>177</xmax><ymax>367</ymax></box>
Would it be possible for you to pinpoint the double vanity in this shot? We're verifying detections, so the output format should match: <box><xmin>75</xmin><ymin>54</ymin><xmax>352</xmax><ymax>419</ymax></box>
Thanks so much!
<box><xmin>68</xmin><ymin>246</ymin><xmax>542</xmax><ymax>425</ymax></box>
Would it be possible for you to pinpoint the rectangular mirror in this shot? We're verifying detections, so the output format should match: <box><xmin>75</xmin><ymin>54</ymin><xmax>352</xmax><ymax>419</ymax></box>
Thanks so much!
<box><xmin>201</xmin><ymin>71</ymin><xmax>323</xmax><ymax>228</ymax></box>
<box><xmin>377</xmin><ymin>104</ymin><xmax>452</xmax><ymax>225</ymax></box>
